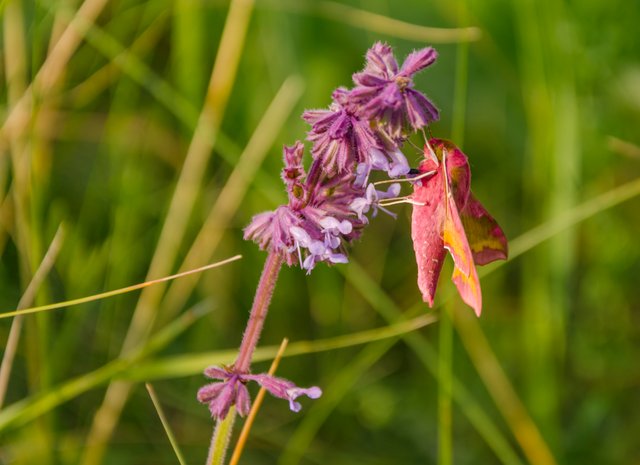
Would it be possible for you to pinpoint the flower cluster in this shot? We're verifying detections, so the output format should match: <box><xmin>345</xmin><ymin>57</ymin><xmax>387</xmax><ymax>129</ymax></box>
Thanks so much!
<box><xmin>199</xmin><ymin>42</ymin><xmax>440</xmax><ymax>421</ymax></box>
<box><xmin>197</xmin><ymin>366</ymin><xmax>322</xmax><ymax>419</ymax></box>
<box><xmin>244</xmin><ymin>42</ymin><xmax>439</xmax><ymax>273</ymax></box>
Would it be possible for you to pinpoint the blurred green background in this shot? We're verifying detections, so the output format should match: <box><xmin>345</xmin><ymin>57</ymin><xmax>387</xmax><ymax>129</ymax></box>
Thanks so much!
<box><xmin>1</xmin><ymin>0</ymin><xmax>639</xmax><ymax>464</ymax></box>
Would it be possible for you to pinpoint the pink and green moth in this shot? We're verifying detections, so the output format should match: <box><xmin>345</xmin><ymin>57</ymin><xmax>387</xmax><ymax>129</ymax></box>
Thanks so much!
<box><xmin>410</xmin><ymin>138</ymin><xmax>508</xmax><ymax>315</ymax></box>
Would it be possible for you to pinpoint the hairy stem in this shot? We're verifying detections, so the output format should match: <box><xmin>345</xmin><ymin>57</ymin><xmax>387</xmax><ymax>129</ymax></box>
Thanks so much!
<box><xmin>207</xmin><ymin>407</ymin><xmax>237</xmax><ymax>465</ymax></box>
<box><xmin>207</xmin><ymin>251</ymin><xmax>283</xmax><ymax>464</ymax></box>
<box><xmin>234</xmin><ymin>251</ymin><xmax>283</xmax><ymax>372</ymax></box>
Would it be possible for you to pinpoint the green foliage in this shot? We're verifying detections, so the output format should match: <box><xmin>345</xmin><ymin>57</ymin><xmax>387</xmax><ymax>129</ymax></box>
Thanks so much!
<box><xmin>1</xmin><ymin>0</ymin><xmax>639</xmax><ymax>464</ymax></box>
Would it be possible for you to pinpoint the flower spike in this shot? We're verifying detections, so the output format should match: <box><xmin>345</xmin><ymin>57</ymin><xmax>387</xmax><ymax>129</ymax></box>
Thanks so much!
<box><xmin>197</xmin><ymin>366</ymin><xmax>322</xmax><ymax>420</ymax></box>
<box><xmin>351</xmin><ymin>42</ymin><xmax>439</xmax><ymax>138</ymax></box>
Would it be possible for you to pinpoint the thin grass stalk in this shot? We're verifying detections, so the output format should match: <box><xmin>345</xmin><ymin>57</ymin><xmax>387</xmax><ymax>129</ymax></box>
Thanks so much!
<box><xmin>546</xmin><ymin>3</ymin><xmax>580</xmax><ymax>453</ymax></box>
<box><xmin>173</xmin><ymin>0</ymin><xmax>206</xmax><ymax>105</ymax></box>
<box><xmin>438</xmin><ymin>10</ymin><xmax>470</xmax><ymax>462</ymax></box>
<box><xmin>0</xmin><ymin>225</ymin><xmax>65</xmax><ymax>407</ymax></box>
<box><xmin>0</xmin><ymin>312</ymin><xmax>436</xmax><ymax>433</ymax></box>
<box><xmin>3</xmin><ymin>0</ymin><xmax>30</xmax><ymax>284</ymax></box>
<box><xmin>453</xmin><ymin>306</ymin><xmax>558</xmax><ymax>465</ymax></box>
<box><xmin>281</xmin><ymin>338</ymin><xmax>400</xmax><ymax>465</ymax></box>
<box><xmin>67</xmin><ymin>10</ymin><xmax>169</xmax><ymax>107</ymax></box>
<box><xmin>0</xmin><ymin>302</ymin><xmax>212</xmax><ymax>432</ymax></box>
<box><xmin>146</xmin><ymin>384</ymin><xmax>188</xmax><ymax>465</ymax></box>
<box><xmin>342</xmin><ymin>262</ymin><xmax>524</xmax><ymax>465</ymax></box>
<box><xmin>0</xmin><ymin>0</ymin><xmax>109</xmax><ymax>154</ymax></box>
<box><xmin>513</xmin><ymin>0</ymin><xmax>560</xmax><ymax>440</ymax></box>
<box><xmin>608</xmin><ymin>136</ymin><xmax>640</xmax><ymax>159</ymax></box>
<box><xmin>230</xmin><ymin>338</ymin><xmax>289</xmax><ymax>465</ymax></box>
<box><xmin>47</xmin><ymin>0</ymin><xmax>80</xmax><ymax>55</ymax></box>
<box><xmin>259</xmin><ymin>0</ymin><xmax>481</xmax><ymax>43</ymax></box>
<box><xmin>161</xmin><ymin>76</ymin><xmax>304</xmax><ymax>320</ymax></box>
<box><xmin>438</xmin><ymin>304</ymin><xmax>453</xmax><ymax>465</ymax></box>
<box><xmin>79</xmin><ymin>2</ymin><xmax>255</xmax><ymax>458</ymax></box>
<box><xmin>126</xmin><ymin>314</ymin><xmax>438</xmax><ymax>381</ymax></box>
<box><xmin>506</xmin><ymin>176</ymin><xmax>640</xmax><ymax>260</ymax></box>
<box><xmin>0</xmin><ymin>257</ymin><xmax>242</xmax><ymax>319</ymax></box>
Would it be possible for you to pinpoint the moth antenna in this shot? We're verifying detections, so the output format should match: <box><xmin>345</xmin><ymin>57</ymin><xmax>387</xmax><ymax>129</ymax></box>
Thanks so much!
<box><xmin>410</xmin><ymin>170</ymin><xmax>437</xmax><ymax>182</ymax></box>
<box><xmin>424</xmin><ymin>125</ymin><xmax>434</xmax><ymax>140</ymax></box>
<box><xmin>441</xmin><ymin>148</ymin><xmax>454</xmax><ymax>223</ymax></box>
<box><xmin>373</xmin><ymin>178</ymin><xmax>404</xmax><ymax>186</ymax></box>
<box><xmin>423</xmin><ymin>138</ymin><xmax>438</xmax><ymax>164</ymax></box>
<box><xmin>442</xmin><ymin>148</ymin><xmax>452</xmax><ymax>198</ymax></box>
<box><xmin>379</xmin><ymin>197</ymin><xmax>425</xmax><ymax>207</ymax></box>
<box><xmin>373</xmin><ymin>170</ymin><xmax>435</xmax><ymax>187</ymax></box>
<box><xmin>407</xmin><ymin>138</ymin><xmax>423</xmax><ymax>154</ymax></box>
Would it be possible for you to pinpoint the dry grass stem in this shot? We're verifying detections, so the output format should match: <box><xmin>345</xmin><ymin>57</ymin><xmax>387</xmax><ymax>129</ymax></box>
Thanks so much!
<box><xmin>0</xmin><ymin>225</ymin><xmax>65</xmax><ymax>407</ymax></box>
<box><xmin>454</xmin><ymin>307</ymin><xmax>558</xmax><ymax>465</ymax></box>
<box><xmin>229</xmin><ymin>338</ymin><xmax>290</xmax><ymax>465</ymax></box>
<box><xmin>80</xmin><ymin>1</ymin><xmax>256</xmax><ymax>462</ymax></box>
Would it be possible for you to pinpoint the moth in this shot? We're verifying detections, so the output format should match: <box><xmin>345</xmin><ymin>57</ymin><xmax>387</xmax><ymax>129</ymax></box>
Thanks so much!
<box><xmin>410</xmin><ymin>139</ymin><xmax>508</xmax><ymax>315</ymax></box>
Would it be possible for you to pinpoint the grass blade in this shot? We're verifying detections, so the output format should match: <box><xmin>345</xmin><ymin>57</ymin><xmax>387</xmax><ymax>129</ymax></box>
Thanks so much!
<box><xmin>454</xmin><ymin>306</ymin><xmax>557</xmax><ymax>465</ymax></box>
<box><xmin>161</xmin><ymin>75</ymin><xmax>305</xmax><ymax>319</ymax></box>
<box><xmin>124</xmin><ymin>313</ymin><xmax>437</xmax><ymax>381</ymax></box>
<box><xmin>0</xmin><ymin>301</ymin><xmax>212</xmax><ymax>433</ymax></box>
<box><xmin>146</xmin><ymin>383</ymin><xmax>188</xmax><ymax>465</ymax></box>
<box><xmin>260</xmin><ymin>0</ymin><xmax>481</xmax><ymax>43</ymax></box>
<box><xmin>0</xmin><ymin>225</ymin><xmax>65</xmax><ymax>407</ymax></box>
<box><xmin>1</xmin><ymin>0</ymin><xmax>109</xmax><ymax>153</ymax></box>
<box><xmin>0</xmin><ymin>256</ymin><xmax>242</xmax><ymax>319</ymax></box>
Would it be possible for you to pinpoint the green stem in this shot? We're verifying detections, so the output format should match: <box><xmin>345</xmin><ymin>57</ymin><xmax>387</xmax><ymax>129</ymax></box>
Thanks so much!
<box><xmin>439</xmin><ymin>3</ymin><xmax>470</xmax><ymax>463</ymax></box>
<box><xmin>208</xmin><ymin>407</ymin><xmax>237</xmax><ymax>465</ymax></box>
<box><xmin>206</xmin><ymin>251</ymin><xmax>283</xmax><ymax>464</ymax></box>
<box><xmin>438</xmin><ymin>306</ymin><xmax>453</xmax><ymax>465</ymax></box>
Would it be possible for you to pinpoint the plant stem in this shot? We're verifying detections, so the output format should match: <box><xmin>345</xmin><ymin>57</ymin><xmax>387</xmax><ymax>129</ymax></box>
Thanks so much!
<box><xmin>207</xmin><ymin>407</ymin><xmax>237</xmax><ymax>465</ymax></box>
<box><xmin>438</xmin><ymin>3</ymin><xmax>469</xmax><ymax>462</ymax></box>
<box><xmin>234</xmin><ymin>251</ymin><xmax>283</xmax><ymax>372</ymax></box>
<box><xmin>207</xmin><ymin>251</ymin><xmax>283</xmax><ymax>464</ymax></box>
<box><xmin>438</xmin><ymin>305</ymin><xmax>453</xmax><ymax>465</ymax></box>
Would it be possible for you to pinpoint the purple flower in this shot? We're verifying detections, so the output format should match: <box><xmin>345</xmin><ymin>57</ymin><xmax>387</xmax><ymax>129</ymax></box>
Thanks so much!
<box><xmin>245</xmin><ymin>42</ymin><xmax>441</xmax><ymax>273</ymax></box>
<box><xmin>197</xmin><ymin>365</ymin><xmax>322</xmax><ymax>419</ymax></box>
<box><xmin>318</xmin><ymin>216</ymin><xmax>353</xmax><ymax>249</ymax></box>
<box><xmin>197</xmin><ymin>368</ymin><xmax>251</xmax><ymax>418</ymax></box>
<box><xmin>351</xmin><ymin>42</ymin><xmax>439</xmax><ymax>137</ymax></box>
<box><xmin>245</xmin><ymin>143</ymin><xmax>368</xmax><ymax>272</ymax></box>
<box><xmin>303</xmin><ymin>88</ymin><xmax>381</xmax><ymax>175</ymax></box>
<box><xmin>244</xmin><ymin>205</ymin><xmax>302</xmax><ymax>266</ymax></box>
<box><xmin>243</xmin><ymin>373</ymin><xmax>322</xmax><ymax>413</ymax></box>
<box><xmin>350</xmin><ymin>183</ymin><xmax>401</xmax><ymax>222</ymax></box>
<box><xmin>290</xmin><ymin>225</ymin><xmax>348</xmax><ymax>273</ymax></box>
<box><xmin>366</xmin><ymin>146</ymin><xmax>410</xmax><ymax>178</ymax></box>
<box><xmin>304</xmin><ymin>88</ymin><xmax>410</xmax><ymax>178</ymax></box>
